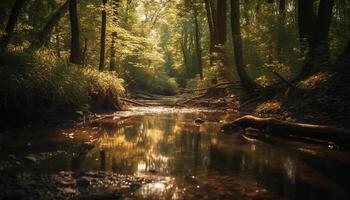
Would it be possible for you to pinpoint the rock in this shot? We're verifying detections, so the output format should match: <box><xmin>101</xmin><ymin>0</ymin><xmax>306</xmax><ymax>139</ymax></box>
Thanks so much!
<box><xmin>8</xmin><ymin>154</ymin><xmax>17</xmax><ymax>161</ymax></box>
<box><xmin>58</xmin><ymin>180</ymin><xmax>76</xmax><ymax>187</ymax></box>
<box><xmin>194</xmin><ymin>118</ymin><xmax>205</xmax><ymax>124</ymax></box>
<box><xmin>77</xmin><ymin>176</ymin><xmax>91</xmax><ymax>188</ymax></box>
<box><xmin>60</xmin><ymin>187</ymin><xmax>79</xmax><ymax>195</ymax></box>
<box><xmin>75</xmin><ymin>111</ymin><xmax>85</xmax><ymax>122</ymax></box>
<box><xmin>24</xmin><ymin>156</ymin><xmax>38</xmax><ymax>163</ymax></box>
<box><xmin>76</xmin><ymin>111</ymin><xmax>84</xmax><ymax>118</ymax></box>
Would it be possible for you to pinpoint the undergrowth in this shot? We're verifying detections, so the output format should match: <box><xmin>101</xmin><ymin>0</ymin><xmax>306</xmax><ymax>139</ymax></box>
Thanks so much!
<box><xmin>0</xmin><ymin>50</ymin><xmax>124</xmax><ymax>126</ymax></box>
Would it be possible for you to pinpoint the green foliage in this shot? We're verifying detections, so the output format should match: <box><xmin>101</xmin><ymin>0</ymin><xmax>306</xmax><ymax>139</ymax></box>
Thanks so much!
<box><xmin>0</xmin><ymin>50</ymin><xmax>124</xmax><ymax>124</ymax></box>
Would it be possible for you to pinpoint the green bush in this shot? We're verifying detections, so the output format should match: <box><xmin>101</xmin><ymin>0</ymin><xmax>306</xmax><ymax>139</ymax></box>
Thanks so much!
<box><xmin>0</xmin><ymin>50</ymin><xmax>124</xmax><ymax>125</ymax></box>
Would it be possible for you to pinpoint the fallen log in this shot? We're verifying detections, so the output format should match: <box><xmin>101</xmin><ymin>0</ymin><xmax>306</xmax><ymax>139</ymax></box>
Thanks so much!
<box><xmin>223</xmin><ymin>115</ymin><xmax>350</xmax><ymax>149</ymax></box>
<box><xmin>180</xmin><ymin>81</ymin><xmax>241</xmax><ymax>93</ymax></box>
<box><xmin>120</xmin><ymin>98</ymin><xmax>145</xmax><ymax>106</ymax></box>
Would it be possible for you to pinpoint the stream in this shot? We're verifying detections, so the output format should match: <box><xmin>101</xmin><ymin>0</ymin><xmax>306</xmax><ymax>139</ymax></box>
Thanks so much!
<box><xmin>1</xmin><ymin>106</ymin><xmax>350</xmax><ymax>200</ymax></box>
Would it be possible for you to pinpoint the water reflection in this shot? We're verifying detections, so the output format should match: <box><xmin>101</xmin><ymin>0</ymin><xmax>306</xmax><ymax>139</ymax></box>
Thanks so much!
<box><xmin>59</xmin><ymin>112</ymin><xmax>350</xmax><ymax>199</ymax></box>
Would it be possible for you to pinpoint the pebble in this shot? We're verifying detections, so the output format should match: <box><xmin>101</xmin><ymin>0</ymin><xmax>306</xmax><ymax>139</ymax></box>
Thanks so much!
<box><xmin>195</xmin><ymin>118</ymin><xmax>205</xmax><ymax>124</ymax></box>
<box><xmin>24</xmin><ymin>156</ymin><xmax>38</xmax><ymax>163</ymax></box>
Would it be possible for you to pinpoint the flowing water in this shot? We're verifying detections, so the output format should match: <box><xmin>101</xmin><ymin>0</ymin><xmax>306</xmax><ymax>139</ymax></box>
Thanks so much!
<box><xmin>1</xmin><ymin>107</ymin><xmax>350</xmax><ymax>200</ymax></box>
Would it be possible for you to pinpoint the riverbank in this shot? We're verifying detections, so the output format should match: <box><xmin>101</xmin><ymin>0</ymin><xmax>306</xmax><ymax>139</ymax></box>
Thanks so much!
<box><xmin>0</xmin><ymin>51</ymin><xmax>124</xmax><ymax>128</ymax></box>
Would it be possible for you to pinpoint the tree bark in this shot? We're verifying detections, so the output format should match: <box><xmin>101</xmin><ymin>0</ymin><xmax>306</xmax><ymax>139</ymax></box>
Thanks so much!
<box><xmin>204</xmin><ymin>0</ymin><xmax>215</xmax><ymax>53</ymax></box>
<box><xmin>216</xmin><ymin>0</ymin><xmax>227</xmax><ymax>45</ymax></box>
<box><xmin>193</xmin><ymin>5</ymin><xmax>203</xmax><ymax>79</ymax></box>
<box><xmin>309</xmin><ymin>0</ymin><xmax>334</xmax><ymax>68</ymax></box>
<box><xmin>299</xmin><ymin>0</ymin><xmax>335</xmax><ymax>77</ymax></box>
<box><xmin>99</xmin><ymin>0</ymin><xmax>107</xmax><ymax>71</ymax></box>
<box><xmin>110</xmin><ymin>32</ymin><xmax>117</xmax><ymax>71</ymax></box>
<box><xmin>298</xmin><ymin>0</ymin><xmax>314</xmax><ymax>55</ymax></box>
<box><xmin>231</xmin><ymin>0</ymin><xmax>257</xmax><ymax>95</ymax></box>
<box><xmin>32</xmin><ymin>0</ymin><xmax>69</xmax><ymax>49</ymax></box>
<box><xmin>0</xmin><ymin>0</ymin><xmax>26</xmax><ymax>53</ymax></box>
<box><xmin>276</xmin><ymin>0</ymin><xmax>286</xmax><ymax>59</ymax></box>
<box><xmin>69</xmin><ymin>0</ymin><xmax>82</xmax><ymax>64</ymax></box>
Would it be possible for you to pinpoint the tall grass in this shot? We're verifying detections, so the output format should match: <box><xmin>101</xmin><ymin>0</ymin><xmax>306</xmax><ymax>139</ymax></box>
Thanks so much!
<box><xmin>0</xmin><ymin>50</ymin><xmax>124</xmax><ymax>125</ymax></box>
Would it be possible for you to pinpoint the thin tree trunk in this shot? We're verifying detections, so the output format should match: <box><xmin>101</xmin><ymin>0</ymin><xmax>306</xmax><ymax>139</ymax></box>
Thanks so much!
<box><xmin>231</xmin><ymin>0</ymin><xmax>257</xmax><ymax>94</ymax></box>
<box><xmin>276</xmin><ymin>0</ymin><xmax>286</xmax><ymax>59</ymax></box>
<box><xmin>204</xmin><ymin>0</ymin><xmax>216</xmax><ymax>65</ymax></box>
<box><xmin>99</xmin><ymin>0</ymin><xmax>107</xmax><ymax>71</ymax></box>
<box><xmin>69</xmin><ymin>0</ymin><xmax>82</xmax><ymax>64</ymax></box>
<box><xmin>194</xmin><ymin>7</ymin><xmax>203</xmax><ymax>80</ymax></box>
<box><xmin>32</xmin><ymin>0</ymin><xmax>69</xmax><ymax>49</ymax></box>
<box><xmin>0</xmin><ymin>0</ymin><xmax>26</xmax><ymax>53</ymax></box>
<box><xmin>110</xmin><ymin>32</ymin><xmax>117</xmax><ymax>71</ymax></box>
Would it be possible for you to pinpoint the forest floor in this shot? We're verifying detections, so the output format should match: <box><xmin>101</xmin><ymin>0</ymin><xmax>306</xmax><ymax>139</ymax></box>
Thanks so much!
<box><xmin>124</xmin><ymin>69</ymin><xmax>350</xmax><ymax>130</ymax></box>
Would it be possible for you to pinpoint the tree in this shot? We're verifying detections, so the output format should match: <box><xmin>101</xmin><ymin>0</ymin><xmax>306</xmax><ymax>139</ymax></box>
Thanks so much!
<box><xmin>298</xmin><ymin>0</ymin><xmax>314</xmax><ymax>52</ymax></box>
<box><xmin>205</xmin><ymin>0</ymin><xmax>228</xmax><ymax>65</ymax></box>
<box><xmin>99</xmin><ymin>0</ymin><xmax>107</xmax><ymax>71</ymax></box>
<box><xmin>276</xmin><ymin>0</ymin><xmax>286</xmax><ymax>59</ymax></box>
<box><xmin>216</xmin><ymin>0</ymin><xmax>227</xmax><ymax>45</ymax></box>
<box><xmin>31</xmin><ymin>0</ymin><xmax>69</xmax><ymax>49</ymax></box>
<box><xmin>204</xmin><ymin>0</ymin><xmax>216</xmax><ymax>55</ymax></box>
<box><xmin>110</xmin><ymin>32</ymin><xmax>117</xmax><ymax>71</ymax></box>
<box><xmin>69</xmin><ymin>0</ymin><xmax>82</xmax><ymax>64</ymax></box>
<box><xmin>0</xmin><ymin>0</ymin><xmax>26</xmax><ymax>53</ymax></box>
<box><xmin>231</xmin><ymin>0</ymin><xmax>257</xmax><ymax>94</ymax></box>
<box><xmin>299</xmin><ymin>0</ymin><xmax>335</xmax><ymax>77</ymax></box>
<box><xmin>309</xmin><ymin>0</ymin><xmax>335</xmax><ymax>67</ymax></box>
<box><xmin>192</xmin><ymin>2</ymin><xmax>203</xmax><ymax>79</ymax></box>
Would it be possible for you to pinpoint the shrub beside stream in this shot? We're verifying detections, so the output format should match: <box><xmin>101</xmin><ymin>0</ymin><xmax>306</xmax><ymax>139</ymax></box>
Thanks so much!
<box><xmin>0</xmin><ymin>51</ymin><xmax>124</xmax><ymax>126</ymax></box>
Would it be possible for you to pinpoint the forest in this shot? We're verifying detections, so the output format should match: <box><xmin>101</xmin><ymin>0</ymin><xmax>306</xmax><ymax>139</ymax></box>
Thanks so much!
<box><xmin>0</xmin><ymin>0</ymin><xmax>350</xmax><ymax>200</ymax></box>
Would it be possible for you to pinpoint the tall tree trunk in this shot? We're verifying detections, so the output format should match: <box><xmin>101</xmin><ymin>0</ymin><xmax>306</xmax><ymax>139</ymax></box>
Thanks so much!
<box><xmin>298</xmin><ymin>0</ymin><xmax>314</xmax><ymax>52</ymax></box>
<box><xmin>299</xmin><ymin>0</ymin><xmax>335</xmax><ymax>77</ymax></box>
<box><xmin>32</xmin><ymin>0</ymin><xmax>69</xmax><ymax>49</ymax></box>
<box><xmin>69</xmin><ymin>0</ymin><xmax>82</xmax><ymax>64</ymax></box>
<box><xmin>193</xmin><ymin>7</ymin><xmax>203</xmax><ymax>79</ymax></box>
<box><xmin>204</xmin><ymin>0</ymin><xmax>215</xmax><ymax>53</ymax></box>
<box><xmin>217</xmin><ymin>0</ymin><xmax>227</xmax><ymax>45</ymax></box>
<box><xmin>110</xmin><ymin>32</ymin><xmax>117</xmax><ymax>71</ymax></box>
<box><xmin>279</xmin><ymin>0</ymin><xmax>285</xmax><ymax>11</ymax></box>
<box><xmin>99</xmin><ymin>0</ymin><xmax>107</xmax><ymax>71</ymax></box>
<box><xmin>309</xmin><ymin>0</ymin><xmax>334</xmax><ymax>67</ymax></box>
<box><xmin>0</xmin><ymin>0</ymin><xmax>26</xmax><ymax>53</ymax></box>
<box><xmin>231</xmin><ymin>0</ymin><xmax>257</xmax><ymax>95</ymax></box>
<box><xmin>0</xmin><ymin>6</ymin><xmax>5</xmax><ymax>26</ymax></box>
<box><xmin>181</xmin><ymin>26</ymin><xmax>190</xmax><ymax>77</ymax></box>
<box><xmin>276</xmin><ymin>0</ymin><xmax>286</xmax><ymax>59</ymax></box>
